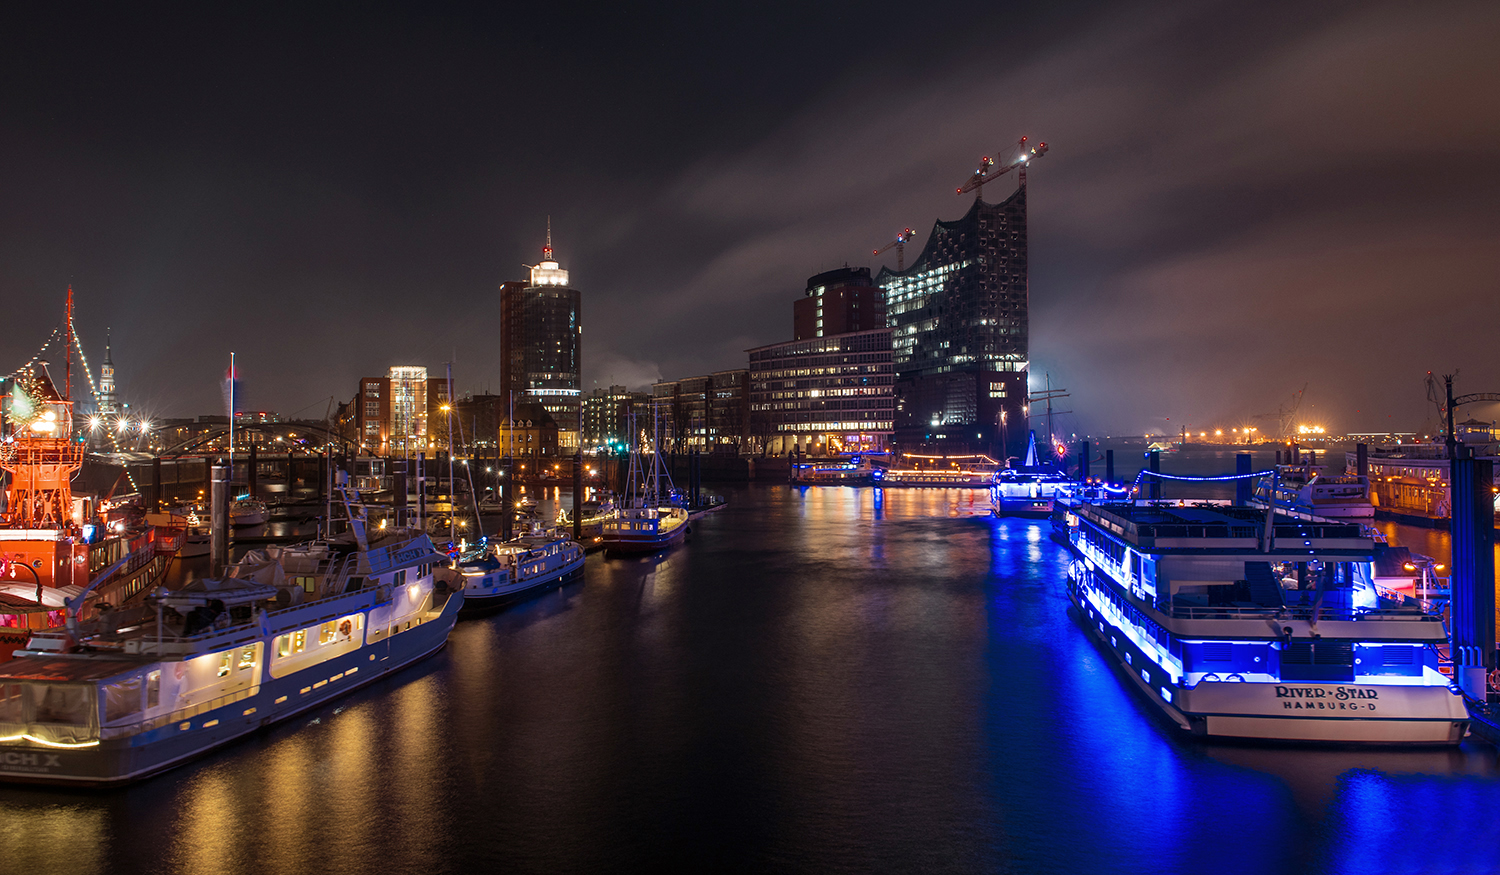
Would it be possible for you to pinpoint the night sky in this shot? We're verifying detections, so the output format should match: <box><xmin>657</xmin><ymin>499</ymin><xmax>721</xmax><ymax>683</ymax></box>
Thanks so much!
<box><xmin>2</xmin><ymin>1</ymin><xmax>1497</xmax><ymax>436</ymax></box>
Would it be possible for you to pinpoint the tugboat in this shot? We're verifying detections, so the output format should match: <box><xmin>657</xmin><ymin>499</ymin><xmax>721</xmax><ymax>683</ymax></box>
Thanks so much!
<box><xmin>0</xmin><ymin>478</ymin><xmax>462</xmax><ymax>786</ymax></box>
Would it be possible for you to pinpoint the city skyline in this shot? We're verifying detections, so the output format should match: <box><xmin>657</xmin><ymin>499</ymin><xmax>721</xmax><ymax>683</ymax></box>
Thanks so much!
<box><xmin>1</xmin><ymin>1</ymin><xmax>1497</xmax><ymax>436</ymax></box>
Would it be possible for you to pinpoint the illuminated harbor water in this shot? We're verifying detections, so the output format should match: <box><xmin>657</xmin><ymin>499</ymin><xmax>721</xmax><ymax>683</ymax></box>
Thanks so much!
<box><xmin>2</xmin><ymin>480</ymin><xmax>1499</xmax><ymax>874</ymax></box>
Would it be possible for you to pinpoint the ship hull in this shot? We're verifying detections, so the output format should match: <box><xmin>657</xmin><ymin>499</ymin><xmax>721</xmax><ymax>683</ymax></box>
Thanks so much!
<box><xmin>0</xmin><ymin>594</ymin><xmax>462</xmax><ymax>787</ymax></box>
<box><xmin>1066</xmin><ymin>584</ymin><xmax>1467</xmax><ymax>745</ymax></box>
<box><xmin>600</xmin><ymin>525</ymin><xmax>687</xmax><ymax>554</ymax></box>
<box><xmin>458</xmin><ymin>563</ymin><xmax>583</xmax><ymax>615</ymax></box>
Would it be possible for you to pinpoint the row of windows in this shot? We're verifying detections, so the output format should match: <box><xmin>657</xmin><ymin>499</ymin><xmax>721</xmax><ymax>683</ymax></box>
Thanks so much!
<box><xmin>752</xmin><ymin>366</ymin><xmax>889</xmax><ymax>380</ymax></box>
<box><xmin>775</xmin><ymin>421</ymin><xmax>892</xmax><ymax>432</ymax></box>
<box><xmin>748</xmin><ymin>333</ymin><xmax>892</xmax><ymax>360</ymax></box>
<box><xmin>754</xmin><ymin>400</ymin><xmax>895</xmax><ymax>412</ymax></box>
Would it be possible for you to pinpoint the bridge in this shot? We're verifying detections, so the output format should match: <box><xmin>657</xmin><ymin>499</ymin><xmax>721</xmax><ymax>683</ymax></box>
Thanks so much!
<box><xmin>157</xmin><ymin>421</ymin><xmax>345</xmax><ymax>458</ymax></box>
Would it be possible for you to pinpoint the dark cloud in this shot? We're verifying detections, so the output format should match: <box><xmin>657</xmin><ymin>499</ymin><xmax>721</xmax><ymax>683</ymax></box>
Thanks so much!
<box><xmin>1</xmin><ymin>1</ymin><xmax>1495</xmax><ymax>436</ymax></box>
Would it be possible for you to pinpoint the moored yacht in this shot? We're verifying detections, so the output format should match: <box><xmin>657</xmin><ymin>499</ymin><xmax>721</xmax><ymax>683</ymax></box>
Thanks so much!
<box><xmin>1250</xmin><ymin>463</ymin><xmax>1374</xmax><ymax>521</ymax></box>
<box><xmin>992</xmin><ymin>468</ymin><xmax>1078</xmax><ymax>517</ymax></box>
<box><xmin>600</xmin><ymin>410</ymin><xmax>689</xmax><ymax>554</ymax></box>
<box><xmin>229</xmin><ymin>498</ymin><xmax>269</xmax><ymax>526</ymax></box>
<box><xmin>453</xmin><ymin>526</ymin><xmax>585</xmax><ymax>615</ymax></box>
<box><xmin>1055</xmin><ymin>499</ymin><xmax>1466</xmax><ymax>744</ymax></box>
<box><xmin>0</xmin><ymin>485</ymin><xmax>461</xmax><ymax>786</ymax></box>
<box><xmin>600</xmin><ymin>505</ymin><xmax>689</xmax><ymax>554</ymax></box>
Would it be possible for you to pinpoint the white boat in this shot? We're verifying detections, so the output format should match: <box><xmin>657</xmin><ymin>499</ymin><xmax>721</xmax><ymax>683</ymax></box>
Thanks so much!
<box><xmin>562</xmin><ymin>496</ymin><xmax>617</xmax><ymax>540</ymax></box>
<box><xmin>790</xmin><ymin>456</ymin><xmax>876</xmax><ymax>486</ymax></box>
<box><xmin>600</xmin><ymin>505</ymin><xmax>689</xmax><ymax>554</ymax></box>
<box><xmin>0</xmin><ymin>484</ymin><xmax>462</xmax><ymax>786</ymax></box>
<box><xmin>1251</xmin><ymin>463</ymin><xmax>1374</xmax><ymax>521</ymax></box>
<box><xmin>229</xmin><ymin>498</ymin><xmax>269</xmax><ymax>526</ymax></box>
<box><xmin>179</xmin><ymin>513</ymin><xmax>210</xmax><ymax>558</ymax></box>
<box><xmin>600</xmin><ymin>410</ymin><xmax>689</xmax><ymax>554</ymax></box>
<box><xmin>453</xmin><ymin>526</ymin><xmax>585</xmax><ymax>614</ymax></box>
<box><xmin>992</xmin><ymin>468</ymin><xmax>1078</xmax><ymax>517</ymax></box>
<box><xmin>1055</xmin><ymin>499</ymin><xmax>1466</xmax><ymax>744</ymax></box>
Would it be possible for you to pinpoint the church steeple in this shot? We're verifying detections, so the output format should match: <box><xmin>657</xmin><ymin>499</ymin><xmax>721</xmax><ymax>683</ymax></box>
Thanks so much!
<box><xmin>98</xmin><ymin>327</ymin><xmax>118</xmax><ymax>417</ymax></box>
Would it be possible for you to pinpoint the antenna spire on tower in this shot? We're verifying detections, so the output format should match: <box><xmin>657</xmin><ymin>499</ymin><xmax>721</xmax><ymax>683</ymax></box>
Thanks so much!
<box><xmin>543</xmin><ymin>216</ymin><xmax>554</xmax><ymax>262</ymax></box>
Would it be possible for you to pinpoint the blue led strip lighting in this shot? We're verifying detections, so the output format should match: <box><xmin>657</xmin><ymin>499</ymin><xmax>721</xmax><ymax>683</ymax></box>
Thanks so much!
<box><xmin>1129</xmin><ymin>469</ymin><xmax>1276</xmax><ymax>490</ymax></box>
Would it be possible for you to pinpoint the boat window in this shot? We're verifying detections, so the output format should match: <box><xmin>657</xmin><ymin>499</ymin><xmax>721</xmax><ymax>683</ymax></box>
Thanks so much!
<box><xmin>32</xmin><ymin>684</ymin><xmax>93</xmax><ymax>725</ymax></box>
<box><xmin>0</xmin><ymin>683</ymin><xmax>22</xmax><ymax>727</ymax></box>
<box><xmin>238</xmin><ymin>646</ymin><xmax>256</xmax><ymax>671</ymax></box>
<box><xmin>276</xmin><ymin>634</ymin><xmax>292</xmax><ymax>658</ymax></box>
<box><xmin>319</xmin><ymin>621</ymin><xmax>338</xmax><ymax>645</ymax></box>
<box><xmin>104</xmin><ymin>676</ymin><xmax>143</xmax><ymax>723</ymax></box>
<box><xmin>394</xmin><ymin>570</ymin><xmax>407</xmax><ymax>587</ymax></box>
<box><xmin>216</xmin><ymin>653</ymin><xmax>233</xmax><ymax>678</ymax></box>
<box><xmin>293</xmin><ymin>630</ymin><xmax>307</xmax><ymax>654</ymax></box>
<box><xmin>146</xmin><ymin>671</ymin><xmax>161</xmax><ymax>709</ymax></box>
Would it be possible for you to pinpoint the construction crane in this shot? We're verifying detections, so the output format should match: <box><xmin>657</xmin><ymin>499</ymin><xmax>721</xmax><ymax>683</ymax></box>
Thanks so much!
<box><xmin>1252</xmin><ymin>383</ymin><xmax>1308</xmax><ymax>440</ymax></box>
<box><xmin>873</xmin><ymin>228</ymin><xmax>918</xmax><ymax>271</ymax></box>
<box><xmin>1425</xmin><ymin>371</ymin><xmax>1500</xmax><ymax>458</ymax></box>
<box><xmin>957</xmin><ymin>136</ymin><xmax>1048</xmax><ymax>198</ymax></box>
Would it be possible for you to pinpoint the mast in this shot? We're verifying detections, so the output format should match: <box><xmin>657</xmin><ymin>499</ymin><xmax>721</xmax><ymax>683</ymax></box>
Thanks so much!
<box><xmin>64</xmin><ymin>287</ymin><xmax>73</xmax><ymax>402</ymax></box>
<box><xmin>446</xmin><ymin>361</ymin><xmax>456</xmax><ymax>543</ymax></box>
<box><xmin>624</xmin><ymin>410</ymin><xmax>641</xmax><ymax>508</ymax></box>
<box><xmin>228</xmin><ymin>351</ymin><xmax>236</xmax><ymax>477</ymax></box>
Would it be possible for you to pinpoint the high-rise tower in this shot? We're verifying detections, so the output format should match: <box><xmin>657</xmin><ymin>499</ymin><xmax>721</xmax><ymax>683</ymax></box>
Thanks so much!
<box><xmin>876</xmin><ymin>186</ymin><xmax>1030</xmax><ymax>462</ymax></box>
<box><xmin>501</xmin><ymin>221</ymin><xmax>582</xmax><ymax>449</ymax></box>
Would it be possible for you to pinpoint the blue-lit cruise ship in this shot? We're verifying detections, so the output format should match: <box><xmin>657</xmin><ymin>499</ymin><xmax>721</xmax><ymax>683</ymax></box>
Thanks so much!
<box><xmin>1056</xmin><ymin>500</ymin><xmax>1468</xmax><ymax>744</ymax></box>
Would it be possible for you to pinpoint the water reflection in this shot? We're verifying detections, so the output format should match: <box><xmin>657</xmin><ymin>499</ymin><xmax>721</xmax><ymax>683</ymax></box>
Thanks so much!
<box><xmin>1</xmin><ymin>483</ymin><xmax>1499</xmax><ymax>874</ymax></box>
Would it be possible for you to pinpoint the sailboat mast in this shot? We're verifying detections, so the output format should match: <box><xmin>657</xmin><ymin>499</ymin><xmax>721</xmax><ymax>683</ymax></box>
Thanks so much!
<box><xmin>446</xmin><ymin>361</ymin><xmax>456</xmax><ymax>543</ymax></box>
<box><xmin>64</xmin><ymin>287</ymin><xmax>73</xmax><ymax>402</ymax></box>
<box><xmin>625</xmin><ymin>411</ymin><xmax>640</xmax><ymax>508</ymax></box>
<box><xmin>229</xmin><ymin>351</ymin><xmax>236</xmax><ymax>472</ymax></box>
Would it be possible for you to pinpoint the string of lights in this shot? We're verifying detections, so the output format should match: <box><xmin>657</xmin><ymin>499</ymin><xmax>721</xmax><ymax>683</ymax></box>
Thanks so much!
<box><xmin>3</xmin><ymin>327</ymin><xmax>61</xmax><ymax>380</ymax></box>
<box><xmin>1130</xmin><ymin>469</ymin><xmax>1276</xmax><ymax>489</ymax></box>
<box><xmin>71</xmin><ymin>320</ymin><xmax>102</xmax><ymax>400</ymax></box>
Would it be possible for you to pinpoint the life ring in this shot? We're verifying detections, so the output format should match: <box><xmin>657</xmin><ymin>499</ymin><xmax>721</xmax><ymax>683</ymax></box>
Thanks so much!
<box><xmin>339</xmin><ymin>619</ymin><xmax>353</xmax><ymax>638</ymax></box>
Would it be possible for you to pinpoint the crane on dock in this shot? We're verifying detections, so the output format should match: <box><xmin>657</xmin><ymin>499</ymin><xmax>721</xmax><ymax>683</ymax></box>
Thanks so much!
<box><xmin>956</xmin><ymin>136</ymin><xmax>1048</xmax><ymax>199</ymax></box>
<box><xmin>1426</xmin><ymin>371</ymin><xmax>1500</xmax><ymax>458</ymax></box>
<box><xmin>1253</xmin><ymin>383</ymin><xmax>1308</xmax><ymax>440</ymax></box>
<box><xmin>873</xmin><ymin>228</ymin><xmax>918</xmax><ymax>271</ymax></box>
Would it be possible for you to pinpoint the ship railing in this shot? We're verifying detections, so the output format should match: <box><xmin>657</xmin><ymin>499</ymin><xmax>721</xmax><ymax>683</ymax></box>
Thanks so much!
<box><xmin>100</xmin><ymin>685</ymin><xmax>259</xmax><ymax>739</ymax></box>
<box><xmin>1167</xmin><ymin>604</ymin><xmax>1438</xmax><ymax>622</ymax></box>
<box><xmin>317</xmin><ymin>552</ymin><xmax>362</xmax><ymax>595</ymax></box>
